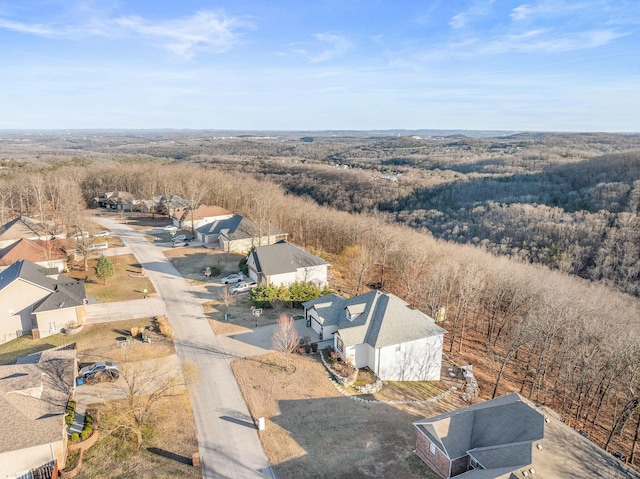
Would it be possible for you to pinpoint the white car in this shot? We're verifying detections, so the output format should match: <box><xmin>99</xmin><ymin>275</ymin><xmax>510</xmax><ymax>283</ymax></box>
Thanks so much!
<box><xmin>172</xmin><ymin>241</ymin><xmax>187</xmax><ymax>248</ymax></box>
<box><xmin>172</xmin><ymin>234</ymin><xmax>187</xmax><ymax>242</ymax></box>
<box><xmin>163</xmin><ymin>225</ymin><xmax>178</xmax><ymax>231</ymax></box>
<box><xmin>228</xmin><ymin>281</ymin><xmax>258</xmax><ymax>294</ymax></box>
<box><xmin>221</xmin><ymin>273</ymin><xmax>244</xmax><ymax>284</ymax></box>
<box><xmin>94</xmin><ymin>231</ymin><xmax>110</xmax><ymax>237</ymax></box>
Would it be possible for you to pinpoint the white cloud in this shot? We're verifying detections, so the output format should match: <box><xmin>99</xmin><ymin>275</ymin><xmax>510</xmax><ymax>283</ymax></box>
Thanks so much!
<box><xmin>510</xmin><ymin>2</ymin><xmax>589</xmax><ymax>21</ymax></box>
<box><xmin>0</xmin><ymin>18</ymin><xmax>58</xmax><ymax>36</ymax></box>
<box><xmin>114</xmin><ymin>11</ymin><xmax>246</xmax><ymax>59</ymax></box>
<box><xmin>0</xmin><ymin>9</ymin><xmax>248</xmax><ymax>59</ymax></box>
<box><xmin>450</xmin><ymin>1</ymin><xmax>496</xmax><ymax>29</ymax></box>
<box><xmin>480</xmin><ymin>29</ymin><xmax>627</xmax><ymax>54</ymax></box>
<box><xmin>293</xmin><ymin>32</ymin><xmax>353</xmax><ymax>63</ymax></box>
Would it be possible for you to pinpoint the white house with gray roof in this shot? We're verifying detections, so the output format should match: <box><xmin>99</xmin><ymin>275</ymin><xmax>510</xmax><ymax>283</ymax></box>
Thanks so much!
<box><xmin>247</xmin><ymin>240</ymin><xmax>328</xmax><ymax>288</ymax></box>
<box><xmin>0</xmin><ymin>260</ymin><xmax>87</xmax><ymax>343</ymax></box>
<box><xmin>303</xmin><ymin>290</ymin><xmax>445</xmax><ymax>381</ymax></box>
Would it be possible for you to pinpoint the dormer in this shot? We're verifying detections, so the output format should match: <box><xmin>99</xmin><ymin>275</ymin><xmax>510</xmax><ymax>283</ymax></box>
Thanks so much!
<box><xmin>345</xmin><ymin>303</ymin><xmax>366</xmax><ymax>322</ymax></box>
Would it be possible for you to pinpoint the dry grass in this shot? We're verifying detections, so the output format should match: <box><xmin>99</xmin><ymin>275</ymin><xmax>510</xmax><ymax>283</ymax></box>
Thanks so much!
<box><xmin>163</xmin><ymin>248</ymin><xmax>244</xmax><ymax>283</ymax></box>
<box><xmin>232</xmin><ymin>352</ymin><xmax>462</xmax><ymax>479</ymax></box>
<box><xmin>0</xmin><ymin>318</ymin><xmax>173</xmax><ymax>365</ymax></box>
<box><xmin>66</xmin><ymin>254</ymin><xmax>155</xmax><ymax>302</ymax></box>
<box><xmin>76</xmin><ymin>391</ymin><xmax>200</xmax><ymax>479</ymax></box>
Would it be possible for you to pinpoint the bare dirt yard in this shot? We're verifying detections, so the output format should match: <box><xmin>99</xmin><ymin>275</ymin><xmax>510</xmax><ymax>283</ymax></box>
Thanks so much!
<box><xmin>163</xmin><ymin>246</ymin><xmax>244</xmax><ymax>283</ymax></box>
<box><xmin>232</xmin><ymin>352</ymin><xmax>467</xmax><ymax>479</ymax></box>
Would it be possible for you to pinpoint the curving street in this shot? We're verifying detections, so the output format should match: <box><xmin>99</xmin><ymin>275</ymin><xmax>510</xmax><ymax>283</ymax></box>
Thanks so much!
<box><xmin>94</xmin><ymin>216</ymin><xmax>274</xmax><ymax>479</ymax></box>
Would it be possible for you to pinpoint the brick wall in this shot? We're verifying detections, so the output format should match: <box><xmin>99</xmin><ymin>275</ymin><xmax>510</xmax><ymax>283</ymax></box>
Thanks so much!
<box><xmin>415</xmin><ymin>430</ymin><xmax>450</xmax><ymax>478</ymax></box>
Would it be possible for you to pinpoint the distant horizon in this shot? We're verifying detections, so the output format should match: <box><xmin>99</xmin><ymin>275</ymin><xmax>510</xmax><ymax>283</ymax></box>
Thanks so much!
<box><xmin>1</xmin><ymin>128</ymin><xmax>639</xmax><ymax>137</ymax></box>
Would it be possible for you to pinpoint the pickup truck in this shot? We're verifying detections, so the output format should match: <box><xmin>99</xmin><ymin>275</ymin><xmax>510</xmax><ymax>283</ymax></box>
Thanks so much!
<box><xmin>228</xmin><ymin>280</ymin><xmax>258</xmax><ymax>294</ymax></box>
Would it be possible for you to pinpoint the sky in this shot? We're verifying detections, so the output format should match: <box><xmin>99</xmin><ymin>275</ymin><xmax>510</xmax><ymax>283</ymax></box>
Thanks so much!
<box><xmin>0</xmin><ymin>0</ymin><xmax>638</xmax><ymax>132</ymax></box>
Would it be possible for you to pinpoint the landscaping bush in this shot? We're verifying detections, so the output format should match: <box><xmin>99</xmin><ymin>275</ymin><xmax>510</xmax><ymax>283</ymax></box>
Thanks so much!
<box><xmin>130</xmin><ymin>327</ymin><xmax>141</xmax><ymax>338</ymax></box>
<box><xmin>65</xmin><ymin>401</ymin><xmax>77</xmax><ymax>428</ymax></box>
<box><xmin>209</xmin><ymin>266</ymin><xmax>221</xmax><ymax>276</ymax></box>
<box><xmin>70</xmin><ymin>433</ymin><xmax>79</xmax><ymax>442</ymax></box>
<box><xmin>155</xmin><ymin>316</ymin><xmax>173</xmax><ymax>339</ymax></box>
<box><xmin>80</xmin><ymin>427</ymin><xmax>92</xmax><ymax>440</ymax></box>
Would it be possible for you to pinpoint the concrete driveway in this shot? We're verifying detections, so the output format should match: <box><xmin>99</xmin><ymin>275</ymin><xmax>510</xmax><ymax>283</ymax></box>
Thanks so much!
<box><xmin>94</xmin><ymin>216</ymin><xmax>274</xmax><ymax>479</ymax></box>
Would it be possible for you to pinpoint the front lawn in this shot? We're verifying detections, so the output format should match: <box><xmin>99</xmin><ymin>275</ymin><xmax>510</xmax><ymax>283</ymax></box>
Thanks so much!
<box><xmin>67</xmin><ymin>254</ymin><xmax>155</xmax><ymax>302</ymax></box>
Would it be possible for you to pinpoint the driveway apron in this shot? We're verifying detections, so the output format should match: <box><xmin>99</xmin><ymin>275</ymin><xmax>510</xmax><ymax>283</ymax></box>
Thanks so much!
<box><xmin>94</xmin><ymin>217</ymin><xmax>273</xmax><ymax>479</ymax></box>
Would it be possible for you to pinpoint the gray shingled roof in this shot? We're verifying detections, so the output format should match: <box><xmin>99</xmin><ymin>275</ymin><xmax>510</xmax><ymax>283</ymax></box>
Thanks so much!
<box><xmin>198</xmin><ymin>215</ymin><xmax>284</xmax><ymax>241</ymax></box>
<box><xmin>0</xmin><ymin>259</ymin><xmax>57</xmax><ymax>291</ymax></box>
<box><xmin>304</xmin><ymin>290</ymin><xmax>444</xmax><ymax>348</ymax></box>
<box><xmin>414</xmin><ymin>393</ymin><xmax>544</xmax><ymax>461</ymax></box>
<box><xmin>415</xmin><ymin>393</ymin><xmax>640</xmax><ymax>479</ymax></box>
<box><xmin>251</xmin><ymin>241</ymin><xmax>328</xmax><ymax>276</ymax></box>
<box><xmin>302</xmin><ymin>294</ymin><xmax>346</xmax><ymax>326</ymax></box>
<box><xmin>0</xmin><ymin>260</ymin><xmax>86</xmax><ymax>312</ymax></box>
<box><xmin>0</xmin><ymin>348</ymin><xmax>76</xmax><ymax>453</ymax></box>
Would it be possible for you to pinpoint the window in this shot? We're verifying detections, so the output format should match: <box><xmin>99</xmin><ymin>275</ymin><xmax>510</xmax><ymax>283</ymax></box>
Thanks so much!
<box><xmin>429</xmin><ymin>442</ymin><xmax>436</xmax><ymax>454</ymax></box>
<box><xmin>336</xmin><ymin>337</ymin><xmax>343</xmax><ymax>352</ymax></box>
<box><xmin>469</xmin><ymin>457</ymin><xmax>479</xmax><ymax>469</ymax></box>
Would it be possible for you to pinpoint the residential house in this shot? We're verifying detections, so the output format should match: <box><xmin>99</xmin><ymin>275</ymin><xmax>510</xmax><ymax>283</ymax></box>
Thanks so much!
<box><xmin>413</xmin><ymin>392</ymin><xmax>640</xmax><ymax>479</ymax></box>
<box><xmin>197</xmin><ymin>215</ymin><xmax>288</xmax><ymax>253</ymax></box>
<box><xmin>94</xmin><ymin>191</ymin><xmax>137</xmax><ymax>210</ymax></box>
<box><xmin>247</xmin><ymin>240</ymin><xmax>328</xmax><ymax>288</ymax></box>
<box><xmin>0</xmin><ymin>346</ymin><xmax>77</xmax><ymax>478</ymax></box>
<box><xmin>302</xmin><ymin>290</ymin><xmax>445</xmax><ymax>381</ymax></box>
<box><xmin>0</xmin><ymin>216</ymin><xmax>65</xmax><ymax>249</ymax></box>
<box><xmin>153</xmin><ymin>194</ymin><xmax>191</xmax><ymax>217</ymax></box>
<box><xmin>0</xmin><ymin>260</ymin><xmax>87</xmax><ymax>343</ymax></box>
<box><xmin>172</xmin><ymin>205</ymin><xmax>232</xmax><ymax>231</ymax></box>
<box><xmin>0</xmin><ymin>238</ymin><xmax>76</xmax><ymax>273</ymax></box>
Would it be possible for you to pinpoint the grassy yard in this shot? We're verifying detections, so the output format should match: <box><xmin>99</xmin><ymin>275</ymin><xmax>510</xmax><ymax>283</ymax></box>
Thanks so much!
<box><xmin>0</xmin><ymin>318</ymin><xmax>173</xmax><ymax>365</ymax></box>
<box><xmin>76</xmin><ymin>391</ymin><xmax>200</xmax><ymax>479</ymax></box>
<box><xmin>232</xmin><ymin>352</ymin><xmax>463</xmax><ymax>479</ymax></box>
<box><xmin>163</xmin><ymin>248</ymin><xmax>245</xmax><ymax>283</ymax></box>
<box><xmin>66</xmin><ymin>254</ymin><xmax>156</xmax><ymax>302</ymax></box>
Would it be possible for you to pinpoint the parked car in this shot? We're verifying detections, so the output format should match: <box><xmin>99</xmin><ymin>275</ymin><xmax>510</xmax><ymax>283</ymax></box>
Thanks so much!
<box><xmin>221</xmin><ymin>273</ymin><xmax>244</xmax><ymax>284</ymax></box>
<box><xmin>172</xmin><ymin>234</ymin><xmax>187</xmax><ymax>242</ymax></box>
<box><xmin>228</xmin><ymin>280</ymin><xmax>258</xmax><ymax>294</ymax></box>
<box><xmin>93</xmin><ymin>231</ymin><xmax>110</xmax><ymax>237</ymax></box>
<box><xmin>172</xmin><ymin>241</ymin><xmax>187</xmax><ymax>247</ymax></box>
<box><xmin>79</xmin><ymin>361</ymin><xmax>119</xmax><ymax>384</ymax></box>
<box><xmin>163</xmin><ymin>225</ymin><xmax>178</xmax><ymax>231</ymax></box>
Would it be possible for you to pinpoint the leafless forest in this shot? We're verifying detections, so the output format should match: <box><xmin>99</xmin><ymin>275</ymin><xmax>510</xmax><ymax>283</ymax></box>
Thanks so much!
<box><xmin>1</xmin><ymin>130</ymin><xmax>640</xmax><ymax>465</ymax></box>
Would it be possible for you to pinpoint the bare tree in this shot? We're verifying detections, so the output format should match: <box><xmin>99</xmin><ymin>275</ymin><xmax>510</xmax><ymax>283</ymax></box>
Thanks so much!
<box><xmin>219</xmin><ymin>287</ymin><xmax>236</xmax><ymax>312</ymax></box>
<box><xmin>271</xmin><ymin>313</ymin><xmax>299</xmax><ymax>371</ymax></box>
<box><xmin>100</xmin><ymin>359</ymin><xmax>186</xmax><ymax>447</ymax></box>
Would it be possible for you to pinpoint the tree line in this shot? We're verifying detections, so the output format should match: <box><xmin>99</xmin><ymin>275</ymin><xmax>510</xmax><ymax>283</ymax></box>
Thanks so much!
<box><xmin>1</xmin><ymin>133</ymin><xmax>640</xmax><ymax>466</ymax></box>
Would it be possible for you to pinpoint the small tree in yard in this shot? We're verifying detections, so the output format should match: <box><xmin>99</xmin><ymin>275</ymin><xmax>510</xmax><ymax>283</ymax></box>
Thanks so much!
<box><xmin>95</xmin><ymin>254</ymin><xmax>115</xmax><ymax>285</ymax></box>
<box><xmin>272</xmin><ymin>313</ymin><xmax>299</xmax><ymax>371</ymax></box>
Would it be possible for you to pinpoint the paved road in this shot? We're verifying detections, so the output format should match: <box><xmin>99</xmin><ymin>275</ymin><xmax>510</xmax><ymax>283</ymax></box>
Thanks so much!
<box><xmin>95</xmin><ymin>217</ymin><xmax>274</xmax><ymax>479</ymax></box>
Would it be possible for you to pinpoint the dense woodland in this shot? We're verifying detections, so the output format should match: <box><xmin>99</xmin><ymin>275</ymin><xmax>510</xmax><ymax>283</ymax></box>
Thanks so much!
<box><xmin>1</xmin><ymin>131</ymin><xmax>640</xmax><ymax>466</ymax></box>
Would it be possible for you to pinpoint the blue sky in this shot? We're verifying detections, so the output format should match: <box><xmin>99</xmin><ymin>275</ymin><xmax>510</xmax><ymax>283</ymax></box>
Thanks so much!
<box><xmin>0</xmin><ymin>1</ymin><xmax>638</xmax><ymax>131</ymax></box>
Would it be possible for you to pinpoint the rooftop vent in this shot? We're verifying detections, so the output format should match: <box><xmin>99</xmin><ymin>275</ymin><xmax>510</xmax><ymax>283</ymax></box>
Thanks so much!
<box><xmin>536</xmin><ymin>444</ymin><xmax>543</xmax><ymax>450</ymax></box>
<box><xmin>544</xmin><ymin>417</ymin><xmax>550</xmax><ymax>423</ymax></box>
<box><xmin>529</xmin><ymin>469</ymin><xmax>536</xmax><ymax>474</ymax></box>
<box><xmin>522</xmin><ymin>472</ymin><xmax>528</xmax><ymax>477</ymax></box>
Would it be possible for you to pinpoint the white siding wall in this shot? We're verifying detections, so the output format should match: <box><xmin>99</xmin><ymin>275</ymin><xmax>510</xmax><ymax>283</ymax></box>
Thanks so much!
<box><xmin>0</xmin><ymin>442</ymin><xmax>61</xmax><ymax>478</ymax></box>
<box><xmin>0</xmin><ymin>281</ymin><xmax>49</xmax><ymax>344</ymax></box>
<box><xmin>375</xmin><ymin>335</ymin><xmax>443</xmax><ymax>381</ymax></box>
<box><xmin>353</xmin><ymin>342</ymin><xmax>372</xmax><ymax>369</ymax></box>
<box><xmin>268</xmin><ymin>272</ymin><xmax>297</xmax><ymax>287</ymax></box>
<box><xmin>295</xmin><ymin>264</ymin><xmax>328</xmax><ymax>287</ymax></box>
